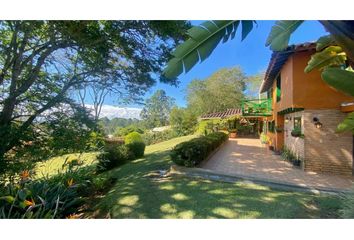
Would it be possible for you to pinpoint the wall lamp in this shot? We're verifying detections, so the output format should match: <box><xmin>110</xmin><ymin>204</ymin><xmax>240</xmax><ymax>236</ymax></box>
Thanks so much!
<box><xmin>284</xmin><ymin>116</ymin><xmax>291</xmax><ymax>123</ymax></box>
<box><xmin>313</xmin><ymin>117</ymin><xmax>323</xmax><ymax>129</ymax></box>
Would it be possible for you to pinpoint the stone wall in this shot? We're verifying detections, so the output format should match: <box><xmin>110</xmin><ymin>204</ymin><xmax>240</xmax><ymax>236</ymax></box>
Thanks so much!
<box><xmin>303</xmin><ymin>109</ymin><xmax>353</xmax><ymax>176</ymax></box>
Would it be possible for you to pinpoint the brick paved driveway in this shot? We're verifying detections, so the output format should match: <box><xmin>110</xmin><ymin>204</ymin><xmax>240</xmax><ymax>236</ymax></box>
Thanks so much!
<box><xmin>201</xmin><ymin>138</ymin><xmax>353</xmax><ymax>191</ymax></box>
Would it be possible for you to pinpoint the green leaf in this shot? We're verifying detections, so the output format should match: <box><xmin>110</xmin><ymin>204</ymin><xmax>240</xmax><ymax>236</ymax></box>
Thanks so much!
<box><xmin>0</xmin><ymin>196</ymin><xmax>15</xmax><ymax>204</ymax></box>
<box><xmin>241</xmin><ymin>21</ymin><xmax>254</xmax><ymax>41</ymax></box>
<box><xmin>337</xmin><ymin>112</ymin><xmax>354</xmax><ymax>134</ymax></box>
<box><xmin>162</xmin><ymin>20</ymin><xmax>240</xmax><ymax>80</ymax></box>
<box><xmin>316</xmin><ymin>35</ymin><xmax>335</xmax><ymax>51</ymax></box>
<box><xmin>305</xmin><ymin>46</ymin><xmax>346</xmax><ymax>73</ymax></box>
<box><xmin>266</xmin><ymin>20</ymin><xmax>304</xmax><ymax>51</ymax></box>
<box><xmin>321</xmin><ymin>67</ymin><xmax>354</xmax><ymax>97</ymax></box>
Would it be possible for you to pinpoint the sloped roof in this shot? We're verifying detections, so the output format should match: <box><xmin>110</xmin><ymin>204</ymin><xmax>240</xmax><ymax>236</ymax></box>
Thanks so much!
<box><xmin>259</xmin><ymin>42</ymin><xmax>316</xmax><ymax>93</ymax></box>
<box><xmin>199</xmin><ymin>108</ymin><xmax>242</xmax><ymax>119</ymax></box>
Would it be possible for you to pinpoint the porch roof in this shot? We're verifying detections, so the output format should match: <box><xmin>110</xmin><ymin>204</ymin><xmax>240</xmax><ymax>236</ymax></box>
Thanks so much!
<box><xmin>259</xmin><ymin>42</ymin><xmax>316</xmax><ymax>93</ymax></box>
<box><xmin>199</xmin><ymin>108</ymin><xmax>242</xmax><ymax>119</ymax></box>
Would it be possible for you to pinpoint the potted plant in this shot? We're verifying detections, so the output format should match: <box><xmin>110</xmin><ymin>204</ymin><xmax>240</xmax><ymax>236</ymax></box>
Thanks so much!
<box><xmin>260</xmin><ymin>133</ymin><xmax>269</xmax><ymax>144</ymax></box>
<box><xmin>275</xmin><ymin>126</ymin><xmax>283</xmax><ymax>133</ymax></box>
<box><xmin>291</xmin><ymin>127</ymin><xmax>302</xmax><ymax>137</ymax></box>
<box><xmin>228</xmin><ymin>129</ymin><xmax>237</xmax><ymax>138</ymax></box>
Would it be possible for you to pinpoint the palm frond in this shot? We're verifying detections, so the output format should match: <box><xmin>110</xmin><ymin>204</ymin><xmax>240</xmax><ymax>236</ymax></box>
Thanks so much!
<box><xmin>162</xmin><ymin>20</ymin><xmax>255</xmax><ymax>81</ymax></box>
<box><xmin>266</xmin><ymin>20</ymin><xmax>304</xmax><ymax>51</ymax></box>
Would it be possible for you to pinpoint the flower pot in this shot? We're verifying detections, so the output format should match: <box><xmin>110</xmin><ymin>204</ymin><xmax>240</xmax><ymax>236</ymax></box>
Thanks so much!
<box><xmin>229</xmin><ymin>132</ymin><xmax>237</xmax><ymax>138</ymax></box>
<box><xmin>293</xmin><ymin>160</ymin><xmax>301</xmax><ymax>167</ymax></box>
<box><xmin>268</xmin><ymin>145</ymin><xmax>274</xmax><ymax>151</ymax></box>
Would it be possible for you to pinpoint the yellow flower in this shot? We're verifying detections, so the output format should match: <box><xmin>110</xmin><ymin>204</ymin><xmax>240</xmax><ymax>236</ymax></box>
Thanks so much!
<box><xmin>67</xmin><ymin>178</ymin><xmax>74</xmax><ymax>187</ymax></box>
<box><xmin>24</xmin><ymin>199</ymin><xmax>35</xmax><ymax>207</ymax></box>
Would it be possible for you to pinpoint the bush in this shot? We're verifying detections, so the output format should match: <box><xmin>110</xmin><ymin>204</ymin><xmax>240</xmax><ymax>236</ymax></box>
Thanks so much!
<box><xmin>126</xmin><ymin>141</ymin><xmax>146</xmax><ymax>158</ymax></box>
<box><xmin>170</xmin><ymin>132</ymin><xmax>228</xmax><ymax>167</ymax></box>
<box><xmin>341</xmin><ymin>185</ymin><xmax>354</xmax><ymax>218</ymax></box>
<box><xmin>124</xmin><ymin>132</ymin><xmax>143</xmax><ymax>144</ymax></box>
<box><xmin>96</xmin><ymin>145</ymin><xmax>132</xmax><ymax>172</ymax></box>
<box><xmin>142</xmin><ymin>129</ymin><xmax>179</xmax><ymax>145</ymax></box>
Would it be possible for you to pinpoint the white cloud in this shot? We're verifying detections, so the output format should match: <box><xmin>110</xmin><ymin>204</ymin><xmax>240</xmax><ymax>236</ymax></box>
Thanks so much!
<box><xmin>85</xmin><ymin>104</ymin><xmax>142</xmax><ymax>120</ymax></box>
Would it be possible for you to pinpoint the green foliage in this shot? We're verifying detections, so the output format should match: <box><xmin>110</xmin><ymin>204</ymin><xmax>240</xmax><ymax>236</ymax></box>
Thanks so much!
<box><xmin>0</xmin><ymin>20</ymin><xmax>191</xmax><ymax>161</ymax></box>
<box><xmin>291</xmin><ymin>127</ymin><xmax>303</xmax><ymax>138</ymax></box>
<box><xmin>260</xmin><ymin>133</ymin><xmax>269</xmax><ymax>144</ymax></box>
<box><xmin>170</xmin><ymin>132</ymin><xmax>228</xmax><ymax>167</ymax></box>
<box><xmin>140</xmin><ymin>90</ymin><xmax>176</xmax><ymax>129</ymax></box>
<box><xmin>114</xmin><ymin>125</ymin><xmax>144</xmax><ymax>137</ymax></box>
<box><xmin>126</xmin><ymin>142</ymin><xmax>146</xmax><ymax>159</ymax></box>
<box><xmin>341</xmin><ymin>185</ymin><xmax>354</xmax><ymax>218</ymax></box>
<box><xmin>124</xmin><ymin>132</ymin><xmax>143</xmax><ymax>144</ymax></box>
<box><xmin>99</xmin><ymin>117</ymin><xmax>143</xmax><ymax>136</ymax></box>
<box><xmin>169</xmin><ymin>107</ymin><xmax>198</xmax><ymax>136</ymax></box>
<box><xmin>321</xmin><ymin>67</ymin><xmax>354</xmax><ymax>97</ymax></box>
<box><xmin>265</xmin><ymin>21</ymin><xmax>304</xmax><ymax>51</ymax></box>
<box><xmin>97</xmin><ymin>132</ymin><xmax>146</xmax><ymax>172</ymax></box>
<box><xmin>186</xmin><ymin>67</ymin><xmax>246</xmax><ymax>116</ymax></box>
<box><xmin>196</xmin><ymin>119</ymin><xmax>227</xmax><ymax>135</ymax></box>
<box><xmin>96</xmin><ymin>145</ymin><xmax>132</xmax><ymax>172</ymax></box>
<box><xmin>337</xmin><ymin>112</ymin><xmax>354</xmax><ymax>134</ymax></box>
<box><xmin>281</xmin><ymin>146</ymin><xmax>302</xmax><ymax>167</ymax></box>
<box><xmin>162</xmin><ymin>20</ymin><xmax>255</xmax><ymax>80</ymax></box>
<box><xmin>142</xmin><ymin>130</ymin><xmax>179</xmax><ymax>146</ymax></box>
<box><xmin>304</xmin><ymin>46</ymin><xmax>347</xmax><ymax>73</ymax></box>
<box><xmin>0</xmin><ymin>173</ymin><xmax>82</xmax><ymax>219</ymax></box>
<box><xmin>316</xmin><ymin>35</ymin><xmax>335</xmax><ymax>51</ymax></box>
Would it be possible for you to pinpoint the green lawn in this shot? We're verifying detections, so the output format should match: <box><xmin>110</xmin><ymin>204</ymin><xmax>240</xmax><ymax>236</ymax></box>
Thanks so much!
<box><xmin>34</xmin><ymin>152</ymin><xmax>98</xmax><ymax>179</ymax></box>
<box><xmin>90</xmin><ymin>135</ymin><xmax>342</xmax><ymax>219</ymax></box>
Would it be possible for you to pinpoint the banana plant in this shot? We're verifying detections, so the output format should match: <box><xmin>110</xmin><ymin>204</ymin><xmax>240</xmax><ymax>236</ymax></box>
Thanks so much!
<box><xmin>162</xmin><ymin>20</ymin><xmax>255</xmax><ymax>81</ymax></box>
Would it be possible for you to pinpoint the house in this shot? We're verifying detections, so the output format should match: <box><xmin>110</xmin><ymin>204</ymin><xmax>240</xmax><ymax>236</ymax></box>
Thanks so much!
<box><xmin>258</xmin><ymin>42</ymin><xmax>354</xmax><ymax>176</ymax></box>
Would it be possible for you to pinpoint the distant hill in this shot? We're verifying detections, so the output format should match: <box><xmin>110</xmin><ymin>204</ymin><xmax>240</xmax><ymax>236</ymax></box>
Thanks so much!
<box><xmin>86</xmin><ymin>104</ymin><xmax>142</xmax><ymax>120</ymax></box>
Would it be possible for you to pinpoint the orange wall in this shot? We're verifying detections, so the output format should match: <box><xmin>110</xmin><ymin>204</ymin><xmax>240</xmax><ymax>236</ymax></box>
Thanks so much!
<box><xmin>292</xmin><ymin>51</ymin><xmax>354</xmax><ymax>109</ymax></box>
<box><xmin>265</xmin><ymin>49</ymin><xmax>354</xmax><ymax>151</ymax></box>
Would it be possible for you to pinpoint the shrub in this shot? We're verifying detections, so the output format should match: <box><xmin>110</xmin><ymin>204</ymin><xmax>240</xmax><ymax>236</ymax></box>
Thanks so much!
<box><xmin>142</xmin><ymin>129</ymin><xmax>179</xmax><ymax>145</ymax></box>
<box><xmin>170</xmin><ymin>132</ymin><xmax>228</xmax><ymax>167</ymax></box>
<box><xmin>96</xmin><ymin>145</ymin><xmax>131</xmax><ymax>172</ymax></box>
<box><xmin>341</xmin><ymin>185</ymin><xmax>354</xmax><ymax>218</ymax></box>
<box><xmin>124</xmin><ymin>131</ymin><xmax>143</xmax><ymax>144</ymax></box>
<box><xmin>126</xmin><ymin>141</ymin><xmax>146</xmax><ymax>158</ymax></box>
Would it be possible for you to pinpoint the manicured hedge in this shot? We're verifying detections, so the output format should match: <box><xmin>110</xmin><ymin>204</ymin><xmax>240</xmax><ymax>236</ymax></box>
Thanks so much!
<box><xmin>170</xmin><ymin>132</ymin><xmax>228</xmax><ymax>167</ymax></box>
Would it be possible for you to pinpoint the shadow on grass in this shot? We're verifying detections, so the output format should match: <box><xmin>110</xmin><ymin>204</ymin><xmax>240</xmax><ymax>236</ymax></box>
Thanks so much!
<box><xmin>93</xmin><ymin>149</ymin><xmax>342</xmax><ymax>219</ymax></box>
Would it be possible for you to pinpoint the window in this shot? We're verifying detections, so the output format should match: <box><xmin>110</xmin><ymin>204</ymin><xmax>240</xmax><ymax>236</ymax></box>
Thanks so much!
<box><xmin>276</xmin><ymin>75</ymin><xmax>281</xmax><ymax>102</ymax></box>
<box><xmin>268</xmin><ymin>120</ymin><xmax>275</xmax><ymax>133</ymax></box>
<box><xmin>293</xmin><ymin>117</ymin><xmax>301</xmax><ymax>130</ymax></box>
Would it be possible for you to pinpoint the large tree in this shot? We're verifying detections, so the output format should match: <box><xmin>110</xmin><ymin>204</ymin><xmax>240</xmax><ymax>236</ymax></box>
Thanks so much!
<box><xmin>140</xmin><ymin>89</ymin><xmax>175</xmax><ymax>128</ymax></box>
<box><xmin>186</xmin><ymin>66</ymin><xmax>246</xmax><ymax>115</ymax></box>
<box><xmin>0</xmin><ymin>20</ymin><xmax>191</xmax><ymax>161</ymax></box>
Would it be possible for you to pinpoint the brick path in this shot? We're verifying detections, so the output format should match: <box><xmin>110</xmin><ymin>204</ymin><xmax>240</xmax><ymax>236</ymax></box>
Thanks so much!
<box><xmin>201</xmin><ymin>138</ymin><xmax>353</xmax><ymax>191</ymax></box>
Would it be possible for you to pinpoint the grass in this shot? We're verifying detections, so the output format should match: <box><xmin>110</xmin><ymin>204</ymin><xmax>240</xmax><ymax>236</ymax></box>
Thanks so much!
<box><xmin>34</xmin><ymin>152</ymin><xmax>98</xmax><ymax>179</ymax></box>
<box><xmin>89</xmin><ymin>135</ymin><xmax>343</xmax><ymax>219</ymax></box>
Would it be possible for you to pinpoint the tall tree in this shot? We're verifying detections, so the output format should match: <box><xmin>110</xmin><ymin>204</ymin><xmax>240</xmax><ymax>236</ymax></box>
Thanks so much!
<box><xmin>169</xmin><ymin>106</ymin><xmax>198</xmax><ymax>135</ymax></box>
<box><xmin>186</xmin><ymin>66</ymin><xmax>246</xmax><ymax>116</ymax></box>
<box><xmin>0</xmin><ymin>20</ymin><xmax>191</xmax><ymax>161</ymax></box>
<box><xmin>244</xmin><ymin>72</ymin><xmax>265</xmax><ymax>99</ymax></box>
<box><xmin>140</xmin><ymin>90</ymin><xmax>175</xmax><ymax>128</ymax></box>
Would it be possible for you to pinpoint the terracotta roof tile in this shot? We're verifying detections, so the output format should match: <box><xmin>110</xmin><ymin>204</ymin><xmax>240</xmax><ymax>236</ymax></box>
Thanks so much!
<box><xmin>200</xmin><ymin>108</ymin><xmax>242</xmax><ymax>119</ymax></box>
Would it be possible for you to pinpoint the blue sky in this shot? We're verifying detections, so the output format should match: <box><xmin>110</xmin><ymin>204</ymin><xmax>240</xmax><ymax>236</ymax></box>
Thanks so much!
<box><xmin>103</xmin><ymin>20</ymin><xmax>328</xmax><ymax>109</ymax></box>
